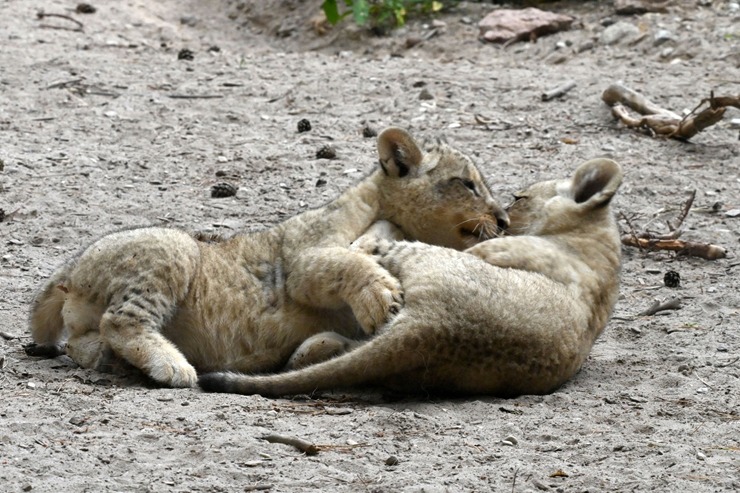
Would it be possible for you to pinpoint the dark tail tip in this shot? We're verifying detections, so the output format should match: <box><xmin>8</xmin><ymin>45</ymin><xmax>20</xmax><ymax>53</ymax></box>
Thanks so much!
<box><xmin>198</xmin><ymin>372</ymin><xmax>231</xmax><ymax>393</ymax></box>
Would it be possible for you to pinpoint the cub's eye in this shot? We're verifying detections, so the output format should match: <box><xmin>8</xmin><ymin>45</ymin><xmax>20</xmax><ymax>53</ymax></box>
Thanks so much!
<box><xmin>508</xmin><ymin>194</ymin><xmax>527</xmax><ymax>208</ymax></box>
<box><xmin>451</xmin><ymin>177</ymin><xmax>479</xmax><ymax>196</ymax></box>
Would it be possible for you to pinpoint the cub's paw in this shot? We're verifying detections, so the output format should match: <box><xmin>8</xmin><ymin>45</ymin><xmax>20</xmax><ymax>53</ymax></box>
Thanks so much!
<box><xmin>351</xmin><ymin>271</ymin><xmax>404</xmax><ymax>335</ymax></box>
<box><xmin>352</xmin><ymin>237</ymin><xmax>395</xmax><ymax>257</ymax></box>
<box><xmin>286</xmin><ymin>331</ymin><xmax>361</xmax><ymax>370</ymax></box>
<box><xmin>146</xmin><ymin>354</ymin><xmax>198</xmax><ymax>388</ymax></box>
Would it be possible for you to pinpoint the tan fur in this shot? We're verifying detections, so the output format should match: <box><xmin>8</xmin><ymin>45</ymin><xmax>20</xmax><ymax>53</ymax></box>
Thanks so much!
<box><xmin>28</xmin><ymin>127</ymin><xmax>507</xmax><ymax>387</ymax></box>
<box><xmin>199</xmin><ymin>158</ymin><xmax>623</xmax><ymax>397</ymax></box>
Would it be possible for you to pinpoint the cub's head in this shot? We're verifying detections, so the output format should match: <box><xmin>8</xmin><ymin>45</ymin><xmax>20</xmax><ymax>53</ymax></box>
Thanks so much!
<box><xmin>374</xmin><ymin>127</ymin><xmax>508</xmax><ymax>250</ymax></box>
<box><xmin>506</xmin><ymin>158</ymin><xmax>623</xmax><ymax>237</ymax></box>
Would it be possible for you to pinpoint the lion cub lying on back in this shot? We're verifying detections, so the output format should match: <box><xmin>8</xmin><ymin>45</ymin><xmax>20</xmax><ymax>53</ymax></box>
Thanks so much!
<box><xmin>29</xmin><ymin>127</ymin><xmax>508</xmax><ymax>388</ymax></box>
<box><xmin>199</xmin><ymin>158</ymin><xmax>623</xmax><ymax>397</ymax></box>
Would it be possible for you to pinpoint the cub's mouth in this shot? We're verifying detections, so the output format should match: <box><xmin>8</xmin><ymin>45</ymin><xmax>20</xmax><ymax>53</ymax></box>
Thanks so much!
<box><xmin>458</xmin><ymin>220</ymin><xmax>503</xmax><ymax>243</ymax></box>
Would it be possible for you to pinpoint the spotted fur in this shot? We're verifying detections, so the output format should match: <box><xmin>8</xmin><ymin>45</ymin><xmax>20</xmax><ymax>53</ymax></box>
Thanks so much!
<box><xmin>199</xmin><ymin>159</ymin><xmax>623</xmax><ymax>397</ymax></box>
<box><xmin>28</xmin><ymin>127</ymin><xmax>507</xmax><ymax>387</ymax></box>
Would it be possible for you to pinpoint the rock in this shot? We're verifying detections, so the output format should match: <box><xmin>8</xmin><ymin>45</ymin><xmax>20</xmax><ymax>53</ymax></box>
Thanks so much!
<box><xmin>316</xmin><ymin>144</ymin><xmax>337</xmax><ymax>160</ymax></box>
<box><xmin>177</xmin><ymin>48</ymin><xmax>195</xmax><ymax>61</ymax></box>
<box><xmin>210</xmin><ymin>182</ymin><xmax>238</xmax><ymax>198</ymax></box>
<box><xmin>615</xmin><ymin>0</ymin><xmax>670</xmax><ymax>15</ymax></box>
<box><xmin>297</xmin><ymin>118</ymin><xmax>311</xmax><ymax>133</ymax></box>
<box><xmin>653</xmin><ymin>29</ymin><xmax>674</xmax><ymax>46</ymax></box>
<box><xmin>418</xmin><ymin>88</ymin><xmax>434</xmax><ymax>100</ymax></box>
<box><xmin>478</xmin><ymin>8</ymin><xmax>574</xmax><ymax>44</ymax></box>
<box><xmin>600</xmin><ymin>21</ymin><xmax>641</xmax><ymax>45</ymax></box>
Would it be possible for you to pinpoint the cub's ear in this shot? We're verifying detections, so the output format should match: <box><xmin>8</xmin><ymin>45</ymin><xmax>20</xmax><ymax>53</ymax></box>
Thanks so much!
<box><xmin>571</xmin><ymin>158</ymin><xmax>623</xmax><ymax>208</ymax></box>
<box><xmin>376</xmin><ymin>127</ymin><xmax>423</xmax><ymax>178</ymax></box>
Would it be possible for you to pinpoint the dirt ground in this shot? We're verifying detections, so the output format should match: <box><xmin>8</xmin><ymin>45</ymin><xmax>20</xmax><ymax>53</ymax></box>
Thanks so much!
<box><xmin>1</xmin><ymin>0</ymin><xmax>739</xmax><ymax>491</ymax></box>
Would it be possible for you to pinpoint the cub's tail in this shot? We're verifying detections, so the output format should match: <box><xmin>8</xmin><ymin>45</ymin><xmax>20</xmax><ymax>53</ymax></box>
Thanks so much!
<box><xmin>29</xmin><ymin>264</ymin><xmax>71</xmax><ymax>345</ymax></box>
<box><xmin>199</xmin><ymin>320</ymin><xmax>423</xmax><ymax>397</ymax></box>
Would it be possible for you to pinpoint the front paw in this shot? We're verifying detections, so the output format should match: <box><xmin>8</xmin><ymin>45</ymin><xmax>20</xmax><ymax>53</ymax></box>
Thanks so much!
<box><xmin>351</xmin><ymin>272</ymin><xmax>403</xmax><ymax>335</ymax></box>
<box><xmin>351</xmin><ymin>236</ymin><xmax>393</xmax><ymax>257</ymax></box>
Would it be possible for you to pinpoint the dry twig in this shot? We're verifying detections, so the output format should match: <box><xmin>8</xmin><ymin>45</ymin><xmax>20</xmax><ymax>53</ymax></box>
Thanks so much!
<box><xmin>621</xmin><ymin>236</ymin><xmax>726</xmax><ymax>260</ymax></box>
<box><xmin>260</xmin><ymin>433</ymin><xmax>319</xmax><ymax>456</ymax></box>
<box><xmin>542</xmin><ymin>80</ymin><xmax>576</xmax><ymax>101</ymax></box>
<box><xmin>602</xmin><ymin>83</ymin><xmax>739</xmax><ymax>140</ymax></box>
<box><xmin>619</xmin><ymin>191</ymin><xmax>727</xmax><ymax>260</ymax></box>
<box><xmin>36</xmin><ymin>11</ymin><xmax>84</xmax><ymax>31</ymax></box>
<box><xmin>638</xmin><ymin>297</ymin><xmax>682</xmax><ymax>316</ymax></box>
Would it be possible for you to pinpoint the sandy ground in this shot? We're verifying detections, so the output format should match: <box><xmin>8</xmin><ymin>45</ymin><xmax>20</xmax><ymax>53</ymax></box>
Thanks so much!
<box><xmin>1</xmin><ymin>0</ymin><xmax>739</xmax><ymax>491</ymax></box>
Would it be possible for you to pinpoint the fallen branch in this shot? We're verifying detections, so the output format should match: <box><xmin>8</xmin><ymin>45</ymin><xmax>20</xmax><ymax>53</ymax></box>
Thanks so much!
<box><xmin>166</xmin><ymin>94</ymin><xmax>224</xmax><ymax>100</ymax></box>
<box><xmin>541</xmin><ymin>80</ymin><xmax>576</xmax><ymax>101</ymax></box>
<box><xmin>602</xmin><ymin>83</ymin><xmax>739</xmax><ymax>140</ymax></box>
<box><xmin>621</xmin><ymin>235</ymin><xmax>727</xmax><ymax>260</ymax></box>
<box><xmin>638</xmin><ymin>297</ymin><xmax>682</xmax><ymax>316</ymax></box>
<box><xmin>260</xmin><ymin>433</ymin><xmax>319</xmax><ymax>456</ymax></box>
<box><xmin>619</xmin><ymin>191</ymin><xmax>727</xmax><ymax>260</ymax></box>
<box><xmin>37</xmin><ymin>11</ymin><xmax>84</xmax><ymax>32</ymax></box>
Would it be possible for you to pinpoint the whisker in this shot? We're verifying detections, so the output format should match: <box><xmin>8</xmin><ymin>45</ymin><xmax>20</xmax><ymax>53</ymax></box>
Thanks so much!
<box><xmin>454</xmin><ymin>217</ymin><xmax>482</xmax><ymax>229</ymax></box>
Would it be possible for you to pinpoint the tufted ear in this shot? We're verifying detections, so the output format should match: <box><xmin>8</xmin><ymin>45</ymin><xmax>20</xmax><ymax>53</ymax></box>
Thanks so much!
<box><xmin>376</xmin><ymin>127</ymin><xmax>423</xmax><ymax>178</ymax></box>
<box><xmin>571</xmin><ymin>158</ymin><xmax>623</xmax><ymax>209</ymax></box>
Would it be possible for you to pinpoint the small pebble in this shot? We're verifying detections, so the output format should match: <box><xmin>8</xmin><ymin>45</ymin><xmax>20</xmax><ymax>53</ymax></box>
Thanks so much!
<box><xmin>180</xmin><ymin>16</ymin><xmax>198</xmax><ymax>27</ymax></box>
<box><xmin>362</xmin><ymin>125</ymin><xmax>377</xmax><ymax>138</ymax></box>
<box><xmin>211</xmin><ymin>182</ymin><xmax>238</xmax><ymax>198</ymax></box>
<box><xmin>418</xmin><ymin>88</ymin><xmax>434</xmax><ymax>100</ymax></box>
<box><xmin>664</xmin><ymin>271</ymin><xmax>680</xmax><ymax>288</ymax></box>
<box><xmin>654</xmin><ymin>29</ymin><xmax>674</xmax><ymax>46</ymax></box>
<box><xmin>385</xmin><ymin>456</ymin><xmax>399</xmax><ymax>466</ymax></box>
<box><xmin>600</xmin><ymin>21</ymin><xmax>640</xmax><ymax>45</ymax></box>
<box><xmin>178</xmin><ymin>48</ymin><xmax>195</xmax><ymax>61</ymax></box>
<box><xmin>75</xmin><ymin>3</ymin><xmax>96</xmax><ymax>14</ymax></box>
<box><xmin>316</xmin><ymin>145</ymin><xmax>337</xmax><ymax>160</ymax></box>
<box><xmin>297</xmin><ymin>119</ymin><xmax>311</xmax><ymax>133</ymax></box>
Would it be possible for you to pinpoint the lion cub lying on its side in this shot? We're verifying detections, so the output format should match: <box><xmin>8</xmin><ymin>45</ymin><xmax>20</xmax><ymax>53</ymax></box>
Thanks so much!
<box><xmin>199</xmin><ymin>158</ymin><xmax>623</xmax><ymax>397</ymax></box>
<box><xmin>29</xmin><ymin>127</ymin><xmax>508</xmax><ymax>388</ymax></box>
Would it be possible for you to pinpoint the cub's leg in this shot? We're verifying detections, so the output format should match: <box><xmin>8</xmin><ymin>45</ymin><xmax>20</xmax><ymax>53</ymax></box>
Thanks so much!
<box><xmin>286</xmin><ymin>247</ymin><xmax>403</xmax><ymax>335</ymax></box>
<box><xmin>285</xmin><ymin>331</ymin><xmax>364</xmax><ymax>370</ymax></box>
<box><xmin>285</xmin><ymin>221</ymin><xmax>405</xmax><ymax>368</ymax></box>
<box><xmin>99</xmin><ymin>299</ymin><xmax>197</xmax><ymax>387</ymax></box>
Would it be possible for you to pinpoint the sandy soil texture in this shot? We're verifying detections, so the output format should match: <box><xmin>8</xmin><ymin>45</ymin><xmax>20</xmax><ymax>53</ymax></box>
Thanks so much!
<box><xmin>1</xmin><ymin>0</ymin><xmax>738</xmax><ymax>491</ymax></box>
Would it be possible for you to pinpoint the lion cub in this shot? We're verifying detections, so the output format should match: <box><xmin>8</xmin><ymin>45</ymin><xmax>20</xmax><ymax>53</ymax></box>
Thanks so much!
<box><xmin>29</xmin><ymin>127</ymin><xmax>507</xmax><ymax>387</ymax></box>
<box><xmin>199</xmin><ymin>158</ymin><xmax>623</xmax><ymax>397</ymax></box>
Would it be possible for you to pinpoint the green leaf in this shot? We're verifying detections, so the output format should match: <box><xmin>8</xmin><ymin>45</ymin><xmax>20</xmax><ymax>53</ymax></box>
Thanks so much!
<box><xmin>352</xmin><ymin>0</ymin><xmax>370</xmax><ymax>25</ymax></box>
<box><xmin>322</xmin><ymin>0</ymin><xmax>341</xmax><ymax>25</ymax></box>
